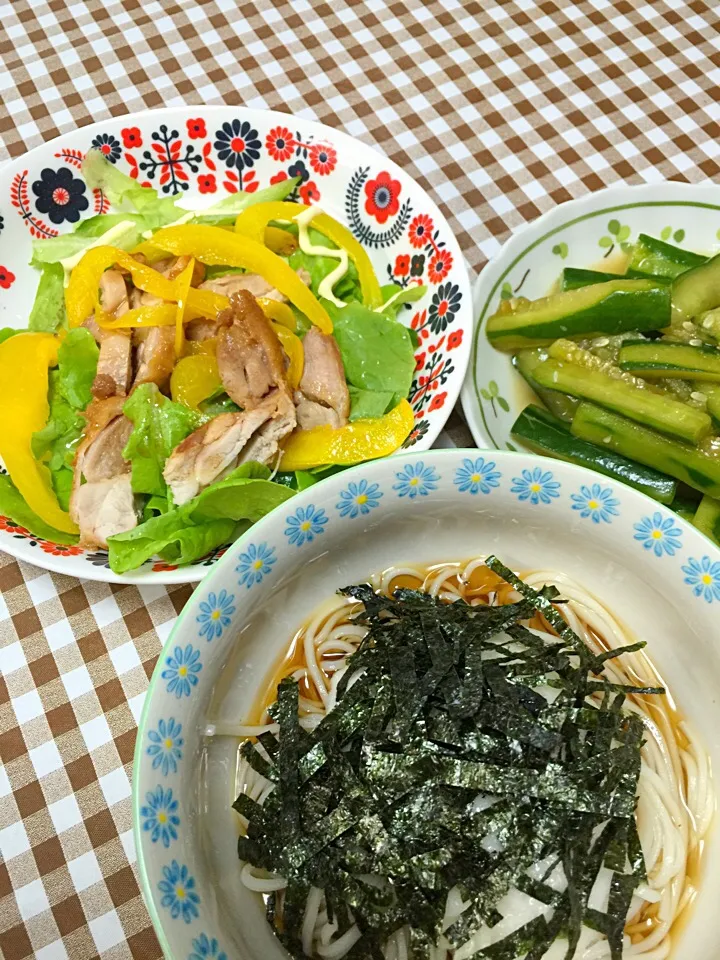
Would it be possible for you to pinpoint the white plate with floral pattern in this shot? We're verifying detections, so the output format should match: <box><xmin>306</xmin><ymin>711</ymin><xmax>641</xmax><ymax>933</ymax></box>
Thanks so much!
<box><xmin>461</xmin><ymin>181</ymin><xmax>720</xmax><ymax>452</ymax></box>
<box><xmin>0</xmin><ymin>106</ymin><xmax>472</xmax><ymax>583</ymax></box>
<box><xmin>133</xmin><ymin>448</ymin><xmax>720</xmax><ymax>960</ymax></box>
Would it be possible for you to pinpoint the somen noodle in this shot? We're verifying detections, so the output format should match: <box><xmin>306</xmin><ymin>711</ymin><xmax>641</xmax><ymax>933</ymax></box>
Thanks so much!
<box><xmin>226</xmin><ymin>559</ymin><xmax>713</xmax><ymax>960</ymax></box>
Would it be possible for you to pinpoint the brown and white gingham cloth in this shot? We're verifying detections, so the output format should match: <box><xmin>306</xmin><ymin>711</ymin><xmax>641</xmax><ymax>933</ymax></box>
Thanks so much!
<box><xmin>2</xmin><ymin>1</ymin><xmax>720</xmax><ymax>957</ymax></box>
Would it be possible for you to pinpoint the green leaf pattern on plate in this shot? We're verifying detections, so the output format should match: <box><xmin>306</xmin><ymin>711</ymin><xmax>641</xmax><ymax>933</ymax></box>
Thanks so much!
<box><xmin>661</xmin><ymin>226</ymin><xmax>686</xmax><ymax>243</ymax></box>
<box><xmin>599</xmin><ymin>219</ymin><xmax>631</xmax><ymax>257</ymax></box>
<box><xmin>480</xmin><ymin>380</ymin><xmax>510</xmax><ymax>417</ymax></box>
<box><xmin>552</xmin><ymin>241</ymin><xmax>568</xmax><ymax>259</ymax></box>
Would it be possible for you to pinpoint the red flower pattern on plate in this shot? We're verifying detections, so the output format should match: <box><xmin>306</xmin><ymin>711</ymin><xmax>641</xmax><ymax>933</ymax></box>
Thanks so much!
<box><xmin>408</xmin><ymin>213</ymin><xmax>434</xmax><ymax>249</ymax></box>
<box><xmin>394</xmin><ymin>254</ymin><xmax>410</xmax><ymax>277</ymax></box>
<box><xmin>364</xmin><ymin>171</ymin><xmax>401</xmax><ymax>224</ymax></box>
<box><xmin>0</xmin><ymin>516</ymin><xmax>29</xmax><ymax>535</ymax></box>
<box><xmin>266</xmin><ymin>126</ymin><xmax>295</xmax><ymax>162</ymax></box>
<box><xmin>270</xmin><ymin>170</ymin><xmax>289</xmax><ymax>185</ymax></box>
<box><xmin>447</xmin><ymin>329</ymin><xmax>464</xmax><ymax>350</ymax></box>
<box><xmin>40</xmin><ymin>542</ymin><xmax>84</xmax><ymax>557</ymax></box>
<box><xmin>198</xmin><ymin>174</ymin><xmax>216</xmax><ymax>194</ymax></box>
<box><xmin>187</xmin><ymin>118</ymin><xmax>207</xmax><ymax>140</ymax></box>
<box><xmin>428</xmin><ymin>391</ymin><xmax>447</xmax><ymax>412</ymax></box>
<box><xmin>0</xmin><ymin>266</ymin><xmax>15</xmax><ymax>289</ymax></box>
<box><xmin>153</xmin><ymin>561</ymin><xmax>179</xmax><ymax>572</ymax></box>
<box><xmin>121</xmin><ymin>127</ymin><xmax>142</xmax><ymax>148</ymax></box>
<box><xmin>427</xmin><ymin>249</ymin><xmax>453</xmax><ymax>283</ymax></box>
<box><xmin>309</xmin><ymin>143</ymin><xmax>337</xmax><ymax>176</ymax></box>
<box><xmin>299</xmin><ymin>181</ymin><xmax>320</xmax><ymax>204</ymax></box>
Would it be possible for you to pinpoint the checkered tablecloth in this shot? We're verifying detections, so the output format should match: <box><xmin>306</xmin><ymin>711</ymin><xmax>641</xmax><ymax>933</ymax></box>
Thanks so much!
<box><xmin>1</xmin><ymin>1</ymin><xmax>719</xmax><ymax>957</ymax></box>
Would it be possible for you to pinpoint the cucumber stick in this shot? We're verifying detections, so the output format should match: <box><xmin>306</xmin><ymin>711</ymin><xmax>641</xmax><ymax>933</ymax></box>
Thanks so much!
<box><xmin>672</xmin><ymin>251</ymin><xmax>720</xmax><ymax>322</ymax></box>
<box><xmin>513</xmin><ymin>349</ymin><xmax>579</xmax><ymax>422</ymax></box>
<box><xmin>571</xmin><ymin>403</ymin><xmax>720</xmax><ymax>498</ymax></box>
<box><xmin>486</xmin><ymin>279</ymin><xmax>671</xmax><ymax>351</ymax></box>
<box><xmin>693</xmin><ymin>495</ymin><xmax>720</xmax><ymax>546</ymax></box>
<box><xmin>560</xmin><ymin>268</ymin><xmax>626</xmax><ymax>291</ymax></box>
<box><xmin>618</xmin><ymin>339</ymin><xmax>720</xmax><ymax>381</ymax></box>
<box><xmin>628</xmin><ymin>233</ymin><xmax>706</xmax><ymax>281</ymax></box>
<box><xmin>511</xmin><ymin>405</ymin><xmax>677</xmax><ymax>504</ymax></box>
<box><xmin>533</xmin><ymin>358</ymin><xmax>712</xmax><ymax>444</ymax></box>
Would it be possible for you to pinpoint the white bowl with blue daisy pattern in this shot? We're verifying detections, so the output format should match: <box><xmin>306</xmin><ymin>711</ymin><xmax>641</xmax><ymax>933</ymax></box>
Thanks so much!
<box><xmin>132</xmin><ymin>449</ymin><xmax>720</xmax><ymax>960</ymax></box>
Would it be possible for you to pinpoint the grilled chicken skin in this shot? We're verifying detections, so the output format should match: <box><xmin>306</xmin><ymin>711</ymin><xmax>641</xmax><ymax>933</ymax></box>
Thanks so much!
<box><xmin>70</xmin><ymin>397</ymin><xmax>138</xmax><ymax>549</ymax></box>
<box><xmin>164</xmin><ymin>292</ymin><xmax>297</xmax><ymax>504</ymax></box>
<box><xmin>293</xmin><ymin>327</ymin><xmax>350</xmax><ymax>430</ymax></box>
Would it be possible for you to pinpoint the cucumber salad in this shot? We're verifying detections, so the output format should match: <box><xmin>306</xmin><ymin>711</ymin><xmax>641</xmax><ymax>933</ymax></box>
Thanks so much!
<box><xmin>0</xmin><ymin>151</ymin><xmax>423</xmax><ymax>574</ymax></box>
<box><xmin>487</xmin><ymin>233</ymin><xmax>720</xmax><ymax>546</ymax></box>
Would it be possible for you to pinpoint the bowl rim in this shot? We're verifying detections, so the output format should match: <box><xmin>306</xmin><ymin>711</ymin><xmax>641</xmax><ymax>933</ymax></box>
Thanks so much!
<box><xmin>0</xmin><ymin>104</ymin><xmax>473</xmax><ymax>585</ymax></box>
<box><xmin>132</xmin><ymin>444</ymin><xmax>720</xmax><ymax>958</ymax></box>
<box><xmin>461</xmin><ymin>180</ymin><xmax>720</xmax><ymax>450</ymax></box>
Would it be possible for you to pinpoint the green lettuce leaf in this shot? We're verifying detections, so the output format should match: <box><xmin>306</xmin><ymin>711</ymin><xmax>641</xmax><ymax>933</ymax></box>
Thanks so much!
<box><xmin>57</xmin><ymin>328</ymin><xmax>99</xmax><ymax>409</ymax></box>
<box><xmin>28</xmin><ymin>263</ymin><xmax>67</xmax><ymax>332</ymax></box>
<box><xmin>0</xmin><ymin>328</ymin><xmax>19</xmax><ymax>344</ymax></box>
<box><xmin>31</xmin><ymin>331</ymin><xmax>99</xmax><ymax>511</ymax></box>
<box><xmin>289</xmin><ymin>227</ymin><xmax>361</xmax><ymax>303</ymax></box>
<box><xmin>31</xmin><ymin>219</ymin><xmax>145</xmax><ymax>266</ymax></box>
<box><xmin>329</xmin><ymin>301</ymin><xmax>415</xmax><ymax>405</ymax></box>
<box><xmin>0</xmin><ymin>475</ymin><xmax>78</xmax><ymax>544</ymax></box>
<box><xmin>107</xmin><ymin>463</ymin><xmax>295</xmax><ymax>573</ymax></box>
<box><xmin>191</xmin><ymin>178</ymin><xmax>299</xmax><ymax>224</ymax></box>
<box><xmin>347</xmin><ymin>386</ymin><xmax>396</xmax><ymax>421</ymax></box>
<box><xmin>122</xmin><ymin>383</ymin><xmax>204</xmax><ymax>498</ymax></box>
<box><xmin>82</xmin><ymin>149</ymin><xmax>182</xmax><ymax>222</ymax></box>
<box><xmin>379</xmin><ymin>283</ymin><xmax>427</xmax><ymax>318</ymax></box>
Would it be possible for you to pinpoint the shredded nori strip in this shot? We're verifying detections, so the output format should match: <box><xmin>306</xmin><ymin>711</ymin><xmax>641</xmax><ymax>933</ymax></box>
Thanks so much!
<box><xmin>235</xmin><ymin>561</ymin><xmax>661</xmax><ymax>958</ymax></box>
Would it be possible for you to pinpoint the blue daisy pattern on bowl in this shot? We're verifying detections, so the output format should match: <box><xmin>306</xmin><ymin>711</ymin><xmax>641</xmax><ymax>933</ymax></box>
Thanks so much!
<box><xmin>336</xmin><ymin>479</ymin><xmax>383</xmax><ymax>519</ymax></box>
<box><xmin>140</xmin><ymin>786</ymin><xmax>180</xmax><ymax>848</ymax></box>
<box><xmin>189</xmin><ymin>933</ymin><xmax>228</xmax><ymax>960</ymax></box>
<box><xmin>236</xmin><ymin>542</ymin><xmax>276</xmax><ymax>589</ymax></box>
<box><xmin>161</xmin><ymin>645</ymin><xmax>202</xmax><ymax>699</ymax></box>
<box><xmin>158</xmin><ymin>860</ymin><xmax>200</xmax><ymax>923</ymax></box>
<box><xmin>393</xmin><ymin>461</ymin><xmax>439</xmax><ymax>499</ymax></box>
<box><xmin>454</xmin><ymin>457</ymin><xmax>501</xmax><ymax>496</ymax></box>
<box><xmin>147</xmin><ymin>718</ymin><xmax>184</xmax><ymax>776</ymax></box>
<box><xmin>570</xmin><ymin>484</ymin><xmax>620</xmax><ymax>524</ymax></box>
<box><xmin>196</xmin><ymin>589</ymin><xmax>235</xmax><ymax>642</ymax></box>
<box><xmin>510</xmin><ymin>467</ymin><xmax>560</xmax><ymax>505</ymax></box>
<box><xmin>633</xmin><ymin>512</ymin><xmax>682</xmax><ymax>558</ymax></box>
<box><xmin>682</xmin><ymin>556</ymin><xmax>720</xmax><ymax>603</ymax></box>
<box><xmin>285</xmin><ymin>504</ymin><xmax>328</xmax><ymax>546</ymax></box>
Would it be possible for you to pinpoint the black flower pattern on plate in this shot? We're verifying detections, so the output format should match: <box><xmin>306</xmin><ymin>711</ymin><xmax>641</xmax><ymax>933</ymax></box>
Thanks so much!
<box><xmin>91</xmin><ymin>133</ymin><xmax>122</xmax><ymax>163</ymax></box>
<box><xmin>410</xmin><ymin>254</ymin><xmax>425</xmax><ymax>277</ymax></box>
<box><xmin>287</xmin><ymin>158</ymin><xmax>310</xmax><ymax>183</ymax></box>
<box><xmin>214</xmin><ymin>120</ymin><xmax>261</xmax><ymax>171</ymax></box>
<box><xmin>32</xmin><ymin>167</ymin><xmax>89</xmax><ymax>224</ymax></box>
<box><xmin>85</xmin><ymin>551</ymin><xmax>111</xmax><ymax>568</ymax></box>
<box><xmin>428</xmin><ymin>282</ymin><xmax>462</xmax><ymax>333</ymax></box>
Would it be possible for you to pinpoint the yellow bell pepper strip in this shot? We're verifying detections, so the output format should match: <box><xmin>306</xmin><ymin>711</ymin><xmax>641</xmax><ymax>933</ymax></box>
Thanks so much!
<box><xmin>234</xmin><ymin>201</ymin><xmax>382</xmax><ymax>309</ymax></box>
<box><xmin>279</xmin><ymin>399</ymin><xmax>414</xmax><ymax>471</ymax></box>
<box><xmin>258</xmin><ymin>298</ymin><xmax>297</xmax><ymax>330</ymax></box>
<box><xmin>264</xmin><ymin>226</ymin><xmax>298</xmax><ymax>255</ymax></box>
<box><xmin>311</xmin><ymin>212</ymin><xmax>382</xmax><ymax>309</ymax></box>
<box><xmin>67</xmin><ymin>247</ymin><xmax>178</xmax><ymax>327</ymax></box>
<box><xmin>183</xmin><ymin>337</ymin><xmax>217</xmax><ymax>357</ymax></box>
<box><xmin>170</xmin><ymin>355</ymin><xmax>221</xmax><ymax>410</ymax></box>
<box><xmin>151</xmin><ymin>225</ymin><xmax>333</xmax><ymax>334</ymax></box>
<box><xmin>185</xmin><ymin>287</ymin><xmax>229</xmax><ymax>321</ymax></box>
<box><xmin>174</xmin><ymin>258</ymin><xmax>195</xmax><ymax>357</ymax></box>
<box><xmin>0</xmin><ymin>333</ymin><xmax>79</xmax><ymax>535</ymax></box>
<box><xmin>272</xmin><ymin>323</ymin><xmax>304</xmax><ymax>390</ymax></box>
<box><xmin>96</xmin><ymin>304</ymin><xmax>177</xmax><ymax>329</ymax></box>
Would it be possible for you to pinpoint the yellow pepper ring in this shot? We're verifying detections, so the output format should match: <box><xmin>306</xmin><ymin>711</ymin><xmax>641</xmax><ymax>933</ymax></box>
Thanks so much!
<box><xmin>271</xmin><ymin>323</ymin><xmax>304</xmax><ymax>390</ymax></box>
<box><xmin>258</xmin><ymin>298</ymin><xmax>297</xmax><ymax>331</ymax></box>
<box><xmin>170</xmin><ymin>355</ymin><xmax>221</xmax><ymax>410</ymax></box>
<box><xmin>0</xmin><ymin>333</ymin><xmax>78</xmax><ymax>535</ymax></box>
<box><xmin>150</xmin><ymin>225</ymin><xmax>333</xmax><ymax>334</ymax></box>
<box><xmin>279</xmin><ymin>400</ymin><xmax>414</xmax><ymax>472</ymax></box>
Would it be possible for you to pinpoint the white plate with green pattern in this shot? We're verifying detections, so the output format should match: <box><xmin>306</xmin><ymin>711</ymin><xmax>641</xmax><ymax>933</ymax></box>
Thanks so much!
<box><xmin>461</xmin><ymin>183</ymin><xmax>720</xmax><ymax>451</ymax></box>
